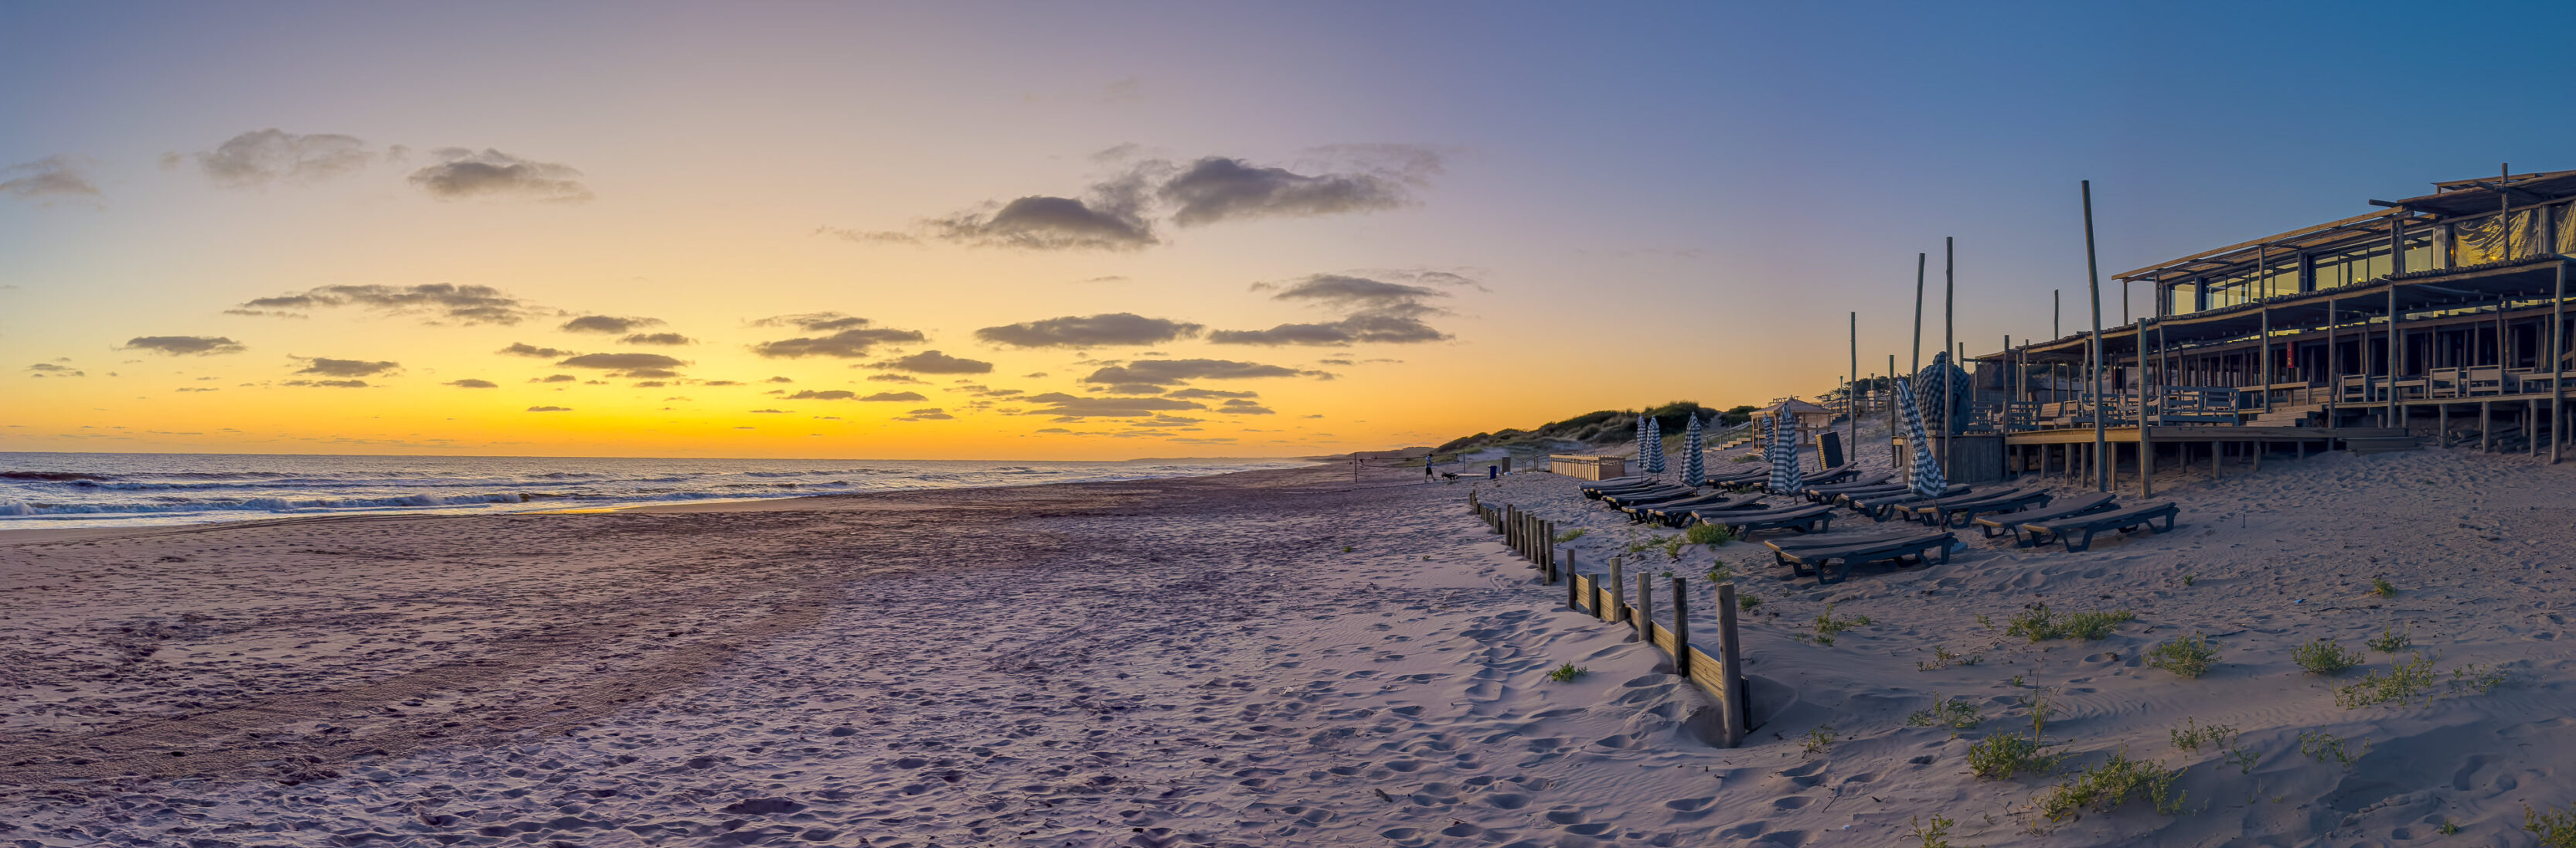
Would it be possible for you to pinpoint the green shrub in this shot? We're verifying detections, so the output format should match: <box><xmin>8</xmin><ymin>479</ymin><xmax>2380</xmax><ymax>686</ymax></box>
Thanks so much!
<box><xmin>2334</xmin><ymin>652</ymin><xmax>2439</xmax><ymax>707</ymax></box>
<box><xmin>1685</xmin><ymin>523</ymin><xmax>1734</xmax><ymax>546</ymax></box>
<box><xmin>1810</xmin><ymin>603</ymin><xmax>1873</xmax><ymax>647</ymax></box>
<box><xmin>2146</xmin><ymin>633</ymin><xmax>2218</xmax><ymax>678</ymax></box>
<box><xmin>2036</xmin><ymin>748</ymin><xmax>2185</xmax><ymax>821</ymax></box>
<box><xmin>1907</xmin><ymin>693</ymin><xmax>1982</xmax><ymax>731</ymax></box>
<box><xmin>1546</xmin><ymin>663</ymin><xmax>1587</xmax><ymax>683</ymax></box>
<box><xmin>2006</xmin><ymin>604</ymin><xmax>2135</xmax><ymax>642</ymax></box>
<box><xmin>1554</xmin><ymin>528</ymin><xmax>1587</xmax><ymax>543</ymax></box>
<box><xmin>2294</xmin><ymin>639</ymin><xmax>2363</xmax><ymax>676</ymax></box>
<box><xmin>1910</xmin><ymin>814</ymin><xmax>1955</xmax><ymax>848</ymax></box>
<box><xmin>2529</xmin><ymin>803</ymin><xmax>2576</xmax><ymax>847</ymax></box>
<box><xmin>2367</xmin><ymin>623</ymin><xmax>2411</xmax><ymax>653</ymax></box>
<box><xmin>1801</xmin><ymin>725</ymin><xmax>1836</xmax><ymax>754</ymax></box>
<box><xmin>1968</xmin><ymin>693</ymin><xmax>2064</xmax><ymax>779</ymax></box>
<box><xmin>1916</xmin><ymin>644</ymin><xmax>1982</xmax><ymax>670</ymax></box>
<box><xmin>2370</xmin><ymin>576</ymin><xmax>2397</xmax><ymax>598</ymax></box>
<box><xmin>1737</xmin><ymin>591</ymin><xmax>1762</xmax><ymax>611</ymax></box>
<box><xmin>2168</xmin><ymin>717</ymin><xmax>2236</xmax><ymax>753</ymax></box>
<box><xmin>2296</xmin><ymin>729</ymin><xmax>2369</xmax><ymax>768</ymax></box>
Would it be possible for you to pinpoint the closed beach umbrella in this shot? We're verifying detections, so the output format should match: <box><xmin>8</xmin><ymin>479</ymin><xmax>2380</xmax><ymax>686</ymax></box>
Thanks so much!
<box><xmin>1645</xmin><ymin>417</ymin><xmax>1666</xmax><ymax>475</ymax></box>
<box><xmin>1635</xmin><ymin>414</ymin><xmax>1649</xmax><ymax>465</ymax></box>
<box><xmin>1896</xmin><ymin>380</ymin><xmax>1948</xmax><ymax>498</ymax></box>
<box><xmin>1766</xmin><ymin>406</ymin><xmax>1804</xmax><ymax>496</ymax></box>
<box><xmin>1682</xmin><ymin>414</ymin><xmax>1704</xmax><ymax>486</ymax></box>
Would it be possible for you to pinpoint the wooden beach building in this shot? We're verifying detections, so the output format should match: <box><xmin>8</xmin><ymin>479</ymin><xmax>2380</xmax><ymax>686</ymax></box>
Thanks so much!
<box><xmin>1955</xmin><ymin>169</ymin><xmax>2576</xmax><ymax>490</ymax></box>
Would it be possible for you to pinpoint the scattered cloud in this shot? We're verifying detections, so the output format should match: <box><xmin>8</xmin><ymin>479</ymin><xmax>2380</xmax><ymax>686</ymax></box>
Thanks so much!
<box><xmin>1159</xmin><ymin>153</ymin><xmax>1430</xmax><ymax>226</ymax></box>
<box><xmin>283</xmin><ymin>379</ymin><xmax>371</xmax><ymax>388</ymax></box>
<box><xmin>974</xmin><ymin>313</ymin><xmax>1203</xmax><ymax>348</ymax></box>
<box><xmin>784</xmin><ymin>390</ymin><xmax>856</xmax><ymax>400</ymax></box>
<box><xmin>764</xmin><ymin>376</ymin><xmax>795</xmax><ymax>383</ymax></box>
<box><xmin>1165</xmin><ymin>387</ymin><xmax>1257</xmax><ymax>400</ymax></box>
<box><xmin>621</xmin><ymin>332</ymin><xmax>692</xmax><ymax>346</ymax></box>
<box><xmin>749</xmin><ymin>313</ymin><xmax>927</xmax><ymax>359</ymax></box>
<box><xmin>499</xmin><ymin>342</ymin><xmax>573</xmax><ymax>357</ymax></box>
<box><xmin>122</xmin><ymin>335</ymin><xmax>247</xmax><ymax>356</ymax></box>
<box><xmin>531</xmin><ymin>374</ymin><xmax>577</xmax><ymax>383</ymax></box>
<box><xmin>750</xmin><ymin>408</ymin><xmax>787</xmax><ymax>414</ymax></box>
<box><xmin>562</xmin><ymin>315</ymin><xmax>661</xmax><ymax>334</ymax></box>
<box><xmin>526</xmin><ymin>406</ymin><xmax>572</xmax><ymax>412</ymax></box>
<box><xmin>26</xmin><ymin>363</ymin><xmax>85</xmax><ymax>376</ymax></box>
<box><xmin>445</xmin><ymin>378</ymin><xmax>499</xmax><ymax>388</ymax></box>
<box><xmin>235</xmin><ymin>284</ymin><xmax>542</xmax><ymax>325</ymax></box>
<box><xmin>1079</xmin><ymin>358</ymin><xmax>1329</xmax><ymax>388</ymax></box>
<box><xmin>408</xmin><ymin>148</ymin><xmax>592</xmax><ymax>202</ymax></box>
<box><xmin>699</xmin><ymin>380</ymin><xmax>742</xmax><ymax>387</ymax></box>
<box><xmin>190</xmin><ymin>129</ymin><xmax>373</xmax><ymax>187</ymax></box>
<box><xmin>1023</xmin><ymin>372</ymin><xmax>1049</xmax><ymax>379</ymax></box>
<box><xmin>1217</xmin><ymin>399</ymin><xmax>1276</xmax><ymax>414</ymax></box>
<box><xmin>1019</xmin><ymin>392</ymin><xmax>1206</xmax><ymax>418</ymax></box>
<box><xmin>861</xmin><ymin>390</ymin><xmax>927</xmax><ymax>402</ymax></box>
<box><xmin>1210</xmin><ymin>272</ymin><xmax>1465</xmax><ymax>346</ymax></box>
<box><xmin>894</xmin><ymin>407</ymin><xmax>954</xmax><ymax>421</ymax></box>
<box><xmin>866</xmin><ymin>373</ymin><xmax>927</xmax><ymax>384</ymax></box>
<box><xmin>556</xmin><ymin>352</ymin><xmax>686</xmax><ymax>370</ymax></box>
<box><xmin>2</xmin><ymin>155</ymin><xmax>103</xmax><ymax>204</ymax></box>
<box><xmin>869</xmin><ymin>349</ymin><xmax>993</xmax><ymax>374</ymax></box>
<box><xmin>294</xmin><ymin>356</ymin><xmax>400</xmax><ymax>377</ymax></box>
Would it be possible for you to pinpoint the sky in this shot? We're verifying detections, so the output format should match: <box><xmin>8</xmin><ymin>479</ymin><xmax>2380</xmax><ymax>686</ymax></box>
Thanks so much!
<box><xmin>7</xmin><ymin>1</ymin><xmax>2576</xmax><ymax>460</ymax></box>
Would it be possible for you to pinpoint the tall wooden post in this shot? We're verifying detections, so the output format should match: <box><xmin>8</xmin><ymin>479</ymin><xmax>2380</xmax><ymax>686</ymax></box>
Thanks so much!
<box><xmin>1849</xmin><ymin>311</ymin><xmax>1859</xmax><ymax>454</ymax></box>
<box><xmin>1566</xmin><ymin>552</ymin><xmax>1579</xmax><ymax>608</ymax></box>
<box><xmin>2260</xmin><ymin>306</ymin><xmax>2272</xmax><ymax>413</ymax></box>
<box><xmin>2326</xmin><ymin>291</ymin><xmax>2339</xmax><ymax>424</ymax></box>
<box><xmin>2387</xmin><ymin>278</ymin><xmax>2401</xmax><ymax>427</ymax></box>
<box><xmin>2137</xmin><ymin>317</ymin><xmax>2153</xmax><ymax>498</ymax></box>
<box><xmin>2082</xmin><ymin>181</ymin><xmax>2109</xmax><ymax>492</ymax></box>
<box><xmin>1714</xmin><ymin>582</ymin><xmax>1747</xmax><ymax>748</ymax></box>
<box><xmin>2555</xmin><ymin>261</ymin><xmax>2567</xmax><ymax>464</ymax></box>
<box><xmin>1887</xmin><ymin>354</ymin><xmax>1901</xmax><ymax>465</ymax></box>
<box><xmin>1669</xmin><ymin>576</ymin><xmax>1690</xmax><ymax>677</ymax></box>
<box><xmin>1944</xmin><ymin>237</ymin><xmax>1956</xmax><ymax>478</ymax></box>
<box><xmin>1608</xmin><ymin>556</ymin><xmax>1626</xmax><ymax>628</ymax></box>
<box><xmin>1912</xmin><ymin>254</ymin><xmax>1927</xmax><ymax>376</ymax></box>
<box><xmin>1635</xmin><ymin>571</ymin><xmax>1655</xmax><ymax>640</ymax></box>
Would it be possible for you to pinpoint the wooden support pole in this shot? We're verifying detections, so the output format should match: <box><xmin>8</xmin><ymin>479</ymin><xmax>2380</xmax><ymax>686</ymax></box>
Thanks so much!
<box><xmin>1670</xmin><ymin>576</ymin><xmax>1690</xmax><ymax>677</ymax></box>
<box><xmin>2082</xmin><ymin>181</ymin><xmax>2109</xmax><ymax>492</ymax></box>
<box><xmin>1944</xmin><ymin>237</ymin><xmax>1955</xmax><ymax>478</ymax></box>
<box><xmin>2555</xmin><ymin>261</ymin><xmax>2566</xmax><ymax>465</ymax></box>
<box><xmin>2533</xmin><ymin>398</ymin><xmax>2544</xmax><ymax>457</ymax></box>
<box><xmin>1636</xmin><ymin>571</ymin><xmax>1655</xmax><ymax>640</ymax></box>
<box><xmin>1565</xmin><ymin>553</ymin><xmax>1578</xmax><ymax>608</ymax></box>
<box><xmin>1887</xmin><ymin>354</ymin><xmax>1901</xmax><ymax>466</ymax></box>
<box><xmin>1608</xmin><ymin>556</ymin><xmax>1626</xmax><ymax>627</ymax></box>
<box><xmin>1715</xmin><ymin>582</ymin><xmax>1747</xmax><ymax>748</ymax></box>
<box><xmin>1849</xmin><ymin>311</ymin><xmax>1859</xmax><ymax>454</ymax></box>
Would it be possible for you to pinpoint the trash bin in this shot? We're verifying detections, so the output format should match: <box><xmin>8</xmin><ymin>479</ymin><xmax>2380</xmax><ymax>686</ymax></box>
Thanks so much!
<box><xmin>1487</xmin><ymin>465</ymin><xmax>1499</xmax><ymax>480</ymax></box>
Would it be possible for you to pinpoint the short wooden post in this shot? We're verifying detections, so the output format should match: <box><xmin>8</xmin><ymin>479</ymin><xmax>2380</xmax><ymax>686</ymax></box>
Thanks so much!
<box><xmin>1635</xmin><ymin>570</ymin><xmax>1654</xmax><ymax>640</ymax></box>
<box><xmin>1607</xmin><ymin>557</ymin><xmax>1626</xmax><ymax>628</ymax></box>
<box><xmin>2482</xmin><ymin>401</ymin><xmax>2493</xmax><ymax>452</ymax></box>
<box><xmin>1715</xmin><ymin>582</ymin><xmax>1747</xmax><ymax>747</ymax></box>
<box><xmin>1564</xmin><ymin>553</ymin><xmax>1578</xmax><ymax>609</ymax></box>
<box><xmin>1670</xmin><ymin>576</ymin><xmax>1690</xmax><ymax>677</ymax></box>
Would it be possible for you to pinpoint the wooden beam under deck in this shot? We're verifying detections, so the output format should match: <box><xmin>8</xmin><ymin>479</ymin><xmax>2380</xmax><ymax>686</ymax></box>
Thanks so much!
<box><xmin>2004</xmin><ymin>426</ymin><xmax>2406</xmax><ymax>445</ymax></box>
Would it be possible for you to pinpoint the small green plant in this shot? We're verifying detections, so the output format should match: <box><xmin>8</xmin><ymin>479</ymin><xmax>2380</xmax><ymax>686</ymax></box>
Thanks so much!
<box><xmin>1800</xmin><ymin>724</ymin><xmax>1837</xmax><ymax>754</ymax></box>
<box><xmin>1909</xmin><ymin>814</ymin><xmax>1955</xmax><ymax>848</ymax></box>
<box><xmin>1968</xmin><ymin>692</ymin><xmax>2065</xmax><ymax>779</ymax></box>
<box><xmin>2183</xmin><ymin>574</ymin><xmax>2197</xmax><ymax>587</ymax></box>
<box><xmin>2531</xmin><ymin>803</ymin><xmax>2576</xmax><ymax>846</ymax></box>
<box><xmin>2006</xmin><ymin>604</ymin><xmax>2135</xmax><ymax>642</ymax></box>
<box><xmin>1907</xmin><ymin>693</ymin><xmax>1982</xmax><ymax>731</ymax></box>
<box><xmin>2451</xmin><ymin>664</ymin><xmax>2509</xmax><ymax>696</ymax></box>
<box><xmin>1705</xmin><ymin>560</ymin><xmax>1734</xmax><ymax>584</ymax></box>
<box><xmin>1810</xmin><ymin>603</ymin><xmax>1873</xmax><ymax>647</ymax></box>
<box><xmin>1737</xmin><ymin>591</ymin><xmax>1762</xmax><ymax>611</ymax></box>
<box><xmin>2169</xmin><ymin>717</ymin><xmax>2236</xmax><ymax>753</ymax></box>
<box><xmin>1917</xmin><ymin>644</ymin><xmax>1982</xmax><ymax>670</ymax></box>
<box><xmin>2294</xmin><ymin>639</ymin><xmax>2363</xmax><ymax>676</ymax></box>
<box><xmin>1684</xmin><ymin>523</ymin><xmax>1734</xmax><ymax>547</ymax></box>
<box><xmin>2334</xmin><ymin>652</ymin><xmax>2440</xmax><ymax>707</ymax></box>
<box><xmin>2296</xmin><ymin>728</ymin><xmax>2370</xmax><ymax>769</ymax></box>
<box><xmin>2146</xmin><ymin>633</ymin><xmax>2218</xmax><ymax>678</ymax></box>
<box><xmin>2438</xmin><ymin>819</ymin><xmax>2459</xmax><ymax>836</ymax></box>
<box><xmin>1554</xmin><ymin>528</ymin><xmax>1587</xmax><ymax>543</ymax></box>
<box><xmin>2367</xmin><ymin>623</ymin><xmax>2412</xmax><ymax>653</ymax></box>
<box><xmin>1659</xmin><ymin>534</ymin><xmax>1689</xmax><ymax>560</ymax></box>
<box><xmin>2036</xmin><ymin>748</ymin><xmax>2185</xmax><ymax>821</ymax></box>
<box><xmin>1546</xmin><ymin>663</ymin><xmax>1587</xmax><ymax>683</ymax></box>
<box><xmin>2370</xmin><ymin>576</ymin><xmax>2397</xmax><ymax>598</ymax></box>
<box><xmin>1342</xmin><ymin>545</ymin><xmax>1354</xmax><ymax>553</ymax></box>
<box><xmin>1975</xmin><ymin>613</ymin><xmax>1994</xmax><ymax>631</ymax></box>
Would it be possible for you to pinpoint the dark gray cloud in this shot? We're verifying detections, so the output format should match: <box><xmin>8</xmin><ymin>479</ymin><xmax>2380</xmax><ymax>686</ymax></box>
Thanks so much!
<box><xmin>499</xmin><ymin>342</ymin><xmax>574</xmax><ymax>357</ymax></box>
<box><xmin>866</xmin><ymin>373</ymin><xmax>927</xmax><ymax>384</ymax></box>
<box><xmin>284</xmin><ymin>379</ymin><xmax>371</xmax><ymax>388</ymax></box>
<box><xmin>296</xmin><ymin>357</ymin><xmax>400</xmax><ymax>377</ymax></box>
<box><xmin>562</xmin><ymin>315</ymin><xmax>661</xmax><ymax>334</ymax></box>
<box><xmin>236</xmin><ymin>284</ymin><xmax>541</xmax><ymax>325</ymax></box>
<box><xmin>122</xmin><ymin>335</ymin><xmax>247</xmax><ymax>356</ymax></box>
<box><xmin>409</xmin><ymin>148</ymin><xmax>591</xmax><ymax>202</ymax></box>
<box><xmin>526</xmin><ymin>406</ymin><xmax>572</xmax><ymax>412</ymax></box>
<box><xmin>556</xmin><ymin>352</ymin><xmax>686</xmax><ymax>370</ymax></box>
<box><xmin>2</xmin><ymin>155</ymin><xmax>101</xmax><ymax>203</ymax></box>
<box><xmin>1165</xmin><ymin>387</ymin><xmax>1257</xmax><ymax>400</ymax></box>
<box><xmin>1216</xmin><ymin>399</ymin><xmax>1275</xmax><ymax>414</ymax></box>
<box><xmin>532</xmin><ymin>374</ymin><xmax>577</xmax><ymax>383</ymax></box>
<box><xmin>869</xmin><ymin>349</ymin><xmax>992</xmax><ymax>374</ymax></box>
<box><xmin>930</xmin><ymin>195</ymin><xmax>1155</xmax><ymax>250</ymax></box>
<box><xmin>620</xmin><ymin>332</ymin><xmax>693</xmax><ymax>346</ymax></box>
<box><xmin>893</xmin><ymin>407</ymin><xmax>954</xmax><ymax>421</ymax></box>
<box><xmin>27</xmin><ymin>363</ymin><xmax>85</xmax><ymax>376</ymax></box>
<box><xmin>764</xmin><ymin>376</ymin><xmax>795</xmax><ymax>383</ymax></box>
<box><xmin>1159</xmin><ymin>156</ymin><xmax>1416</xmax><ymax>226</ymax></box>
<box><xmin>192</xmin><ymin>129</ymin><xmax>373</xmax><ymax>187</ymax></box>
<box><xmin>974</xmin><ymin>313</ymin><xmax>1203</xmax><ymax>348</ymax></box>
<box><xmin>446</xmin><ymin>378</ymin><xmax>499</xmax><ymax>388</ymax></box>
<box><xmin>749</xmin><ymin>313</ymin><xmax>926</xmax><ymax>359</ymax></box>
<box><xmin>1019</xmin><ymin>393</ymin><xmax>1206</xmax><ymax>418</ymax></box>
<box><xmin>1079</xmin><ymin>358</ymin><xmax>1329</xmax><ymax>388</ymax></box>
<box><xmin>861</xmin><ymin>390</ymin><xmax>928</xmax><ymax>402</ymax></box>
<box><xmin>1210</xmin><ymin>273</ymin><xmax>1463</xmax><ymax>346</ymax></box>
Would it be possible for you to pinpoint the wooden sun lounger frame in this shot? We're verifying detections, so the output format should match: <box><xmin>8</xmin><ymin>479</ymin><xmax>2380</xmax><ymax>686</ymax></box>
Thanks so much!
<box><xmin>2020</xmin><ymin>502</ymin><xmax>2182</xmax><ymax>553</ymax></box>
<box><xmin>1644</xmin><ymin>494</ymin><xmax>1765</xmax><ymax>526</ymax></box>
<box><xmin>1698</xmin><ymin>504</ymin><xmax>1836</xmax><ymax>536</ymax></box>
<box><xmin>1846</xmin><ymin>486</ymin><xmax>1973</xmax><ymax>522</ymax></box>
<box><xmin>1970</xmin><ymin>494</ymin><xmax>2118</xmax><ymax>543</ymax></box>
<box><xmin>1766</xmin><ymin>531</ymin><xmax>1955</xmax><ymax>585</ymax></box>
<box><xmin>1909</xmin><ymin>489</ymin><xmax>2053</xmax><ymax>529</ymax></box>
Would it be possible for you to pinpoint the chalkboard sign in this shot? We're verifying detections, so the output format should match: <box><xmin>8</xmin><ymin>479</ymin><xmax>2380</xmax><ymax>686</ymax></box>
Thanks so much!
<box><xmin>1815</xmin><ymin>431</ymin><xmax>1844</xmax><ymax>470</ymax></box>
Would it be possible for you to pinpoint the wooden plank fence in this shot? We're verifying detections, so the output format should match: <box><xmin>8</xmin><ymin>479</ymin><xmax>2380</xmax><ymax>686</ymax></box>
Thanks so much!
<box><xmin>1464</xmin><ymin>492</ymin><xmax>1752</xmax><ymax>747</ymax></box>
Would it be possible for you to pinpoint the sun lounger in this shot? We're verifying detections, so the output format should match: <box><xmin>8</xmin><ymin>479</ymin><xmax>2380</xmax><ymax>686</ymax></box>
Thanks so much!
<box><xmin>1704</xmin><ymin>469</ymin><xmax>1770</xmax><ymax>489</ymax></box>
<box><xmin>2020</xmin><ymin>502</ymin><xmax>2180</xmax><ymax>552</ymax></box>
<box><xmin>1820</xmin><ymin>484</ymin><xmax>1909</xmax><ymax>506</ymax></box>
<box><xmin>1696</xmin><ymin>503</ymin><xmax>1836</xmax><ymax>536</ymax></box>
<box><xmin>1972</xmin><ymin>493</ymin><xmax>2116</xmax><ymax>542</ymax></box>
<box><xmin>1797</xmin><ymin>465</ymin><xmax>1860</xmax><ymax>486</ymax></box>
<box><xmin>1580</xmin><ymin>478</ymin><xmax>1661</xmax><ymax>498</ymax></box>
<box><xmin>1599</xmin><ymin>486</ymin><xmax>1700</xmax><ymax>509</ymax></box>
<box><xmin>1802</xmin><ymin>472</ymin><xmax>1896</xmax><ymax>502</ymax></box>
<box><xmin>1764</xmin><ymin>530</ymin><xmax>1955</xmax><ymax>585</ymax></box>
<box><xmin>1904</xmin><ymin>487</ymin><xmax>2051</xmax><ymax>528</ymax></box>
<box><xmin>1620</xmin><ymin>491</ymin><xmax>1738</xmax><ymax>523</ymax></box>
<box><xmin>1847</xmin><ymin>486</ymin><xmax>1974</xmax><ymax>521</ymax></box>
<box><xmin>1641</xmin><ymin>493</ymin><xmax>1766</xmax><ymax>526</ymax></box>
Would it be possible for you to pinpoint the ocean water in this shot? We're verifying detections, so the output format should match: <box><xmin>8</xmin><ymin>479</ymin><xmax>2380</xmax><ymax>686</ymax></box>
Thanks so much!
<box><xmin>0</xmin><ymin>452</ymin><xmax>1310</xmax><ymax>529</ymax></box>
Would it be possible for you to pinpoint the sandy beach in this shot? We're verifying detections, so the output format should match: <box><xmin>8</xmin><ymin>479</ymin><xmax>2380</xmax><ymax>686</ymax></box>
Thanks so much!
<box><xmin>5</xmin><ymin>444</ymin><xmax>2576</xmax><ymax>846</ymax></box>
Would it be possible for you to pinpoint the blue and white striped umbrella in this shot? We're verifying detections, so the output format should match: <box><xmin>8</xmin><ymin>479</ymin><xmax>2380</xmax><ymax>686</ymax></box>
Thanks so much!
<box><xmin>1635</xmin><ymin>414</ymin><xmax>1649</xmax><ymax>465</ymax></box>
<box><xmin>1913</xmin><ymin>350</ymin><xmax>1974</xmax><ymax>434</ymax></box>
<box><xmin>1765</xmin><ymin>406</ymin><xmax>1803</xmax><ymax>496</ymax></box>
<box><xmin>1644</xmin><ymin>417</ymin><xmax>1666</xmax><ymax>475</ymax></box>
<box><xmin>1682</xmin><ymin>414</ymin><xmax>1704</xmax><ymax>486</ymax></box>
<box><xmin>1896</xmin><ymin>379</ymin><xmax>1947</xmax><ymax>499</ymax></box>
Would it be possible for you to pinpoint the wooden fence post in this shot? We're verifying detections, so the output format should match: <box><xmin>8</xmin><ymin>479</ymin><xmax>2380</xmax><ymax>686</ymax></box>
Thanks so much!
<box><xmin>1635</xmin><ymin>569</ymin><xmax>1653</xmax><ymax>640</ymax></box>
<box><xmin>1564</xmin><ymin>553</ymin><xmax>1579</xmax><ymax>609</ymax></box>
<box><xmin>1607</xmin><ymin>557</ymin><xmax>1626</xmax><ymax>628</ymax></box>
<box><xmin>1716</xmin><ymin>582</ymin><xmax>1747</xmax><ymax>747</ymax></box>
<box><xmin>1670</xmin><ymin>576</ymin><xmax>1690</xmax><ymax>676</ymax></box>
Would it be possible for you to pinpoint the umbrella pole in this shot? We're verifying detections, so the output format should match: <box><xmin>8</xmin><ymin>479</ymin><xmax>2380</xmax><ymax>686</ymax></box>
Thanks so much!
<box><xmin>2083</xmin><ymin>180</ymin><xmax>2110</xmax><ymax>493</ymax></box>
